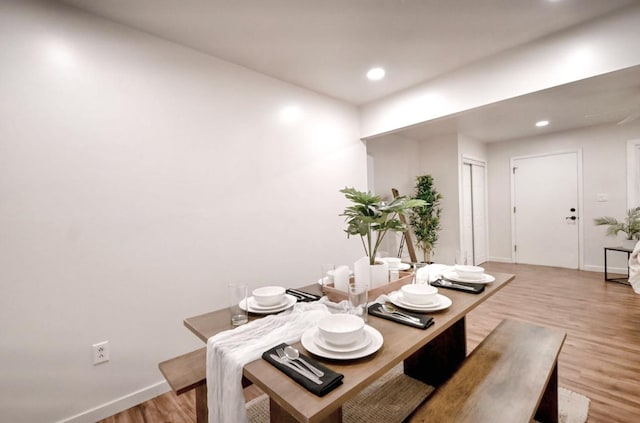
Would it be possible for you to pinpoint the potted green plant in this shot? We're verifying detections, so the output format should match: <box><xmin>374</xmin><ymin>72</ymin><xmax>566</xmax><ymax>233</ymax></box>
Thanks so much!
<box><xmin>340</xmin><ymin>187</ymin><xmax>426</xmax><ymax>265</ymax></box>
<box><xmin>408</xmin><ymin>175</ymin><xmax>443</xmax><ymax>263</ymax></box>
<box><xmin>594</xmin><ymin>207</ymin><xmax>640</xmax><ymax>249</ymax></box>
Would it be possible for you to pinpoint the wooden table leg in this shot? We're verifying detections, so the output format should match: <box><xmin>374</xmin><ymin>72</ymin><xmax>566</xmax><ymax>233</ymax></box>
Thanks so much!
<box><xmin>195</xmin><ymin>384</ymin><xmax>208</xmax><ymax>423</ymax></box>
<box><xmin>269</xmin><ymin>398</ymin><xmax>342</xmax><ymax>423</ymax></box>
<box><xmin>403</xmin><ymin>317</ymin><xmax>467</xmax><ymax>387</ymax></box>
<box><xmin>535</xmin><ymin>362</ymin><xmax>559</xmax><ymax>423</ymax></box>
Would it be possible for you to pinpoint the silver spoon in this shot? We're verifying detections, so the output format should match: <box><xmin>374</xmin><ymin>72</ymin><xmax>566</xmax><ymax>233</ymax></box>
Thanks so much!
<box><xmin>283</xmin><ymin>346</ymin><xmax>325</xmax><ymax>377</ymax></box>
<box><xmin>380</xmin><ymin>303</ymin><xmax>422</xmax><ymax>323</ymax></box>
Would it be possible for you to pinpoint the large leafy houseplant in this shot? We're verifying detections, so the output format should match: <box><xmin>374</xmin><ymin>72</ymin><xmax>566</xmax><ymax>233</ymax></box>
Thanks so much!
<box><xmin>594</xmin><ymin>207</ymin><xmax>640</xmax><ymax>242</ymax></box>
<box><xmin>340</xmin><ymin>187</ymin><xmax>426</xmax><ymax>265</ymax></box>
<box><xmin>408</xmin><ymin>175</ymin><xmax>443</xmax><ymax>263</ymax></box>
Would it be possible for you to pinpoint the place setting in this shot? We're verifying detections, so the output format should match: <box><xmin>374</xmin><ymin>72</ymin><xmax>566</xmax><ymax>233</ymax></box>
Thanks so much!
<box><xmin>441</xmin><ymin>264</ymin><xmax>495</xmax><ymax>284</ymax></box>
<box><xmin>386</xmin><ymin>283</ymin><xmax>452</xmax><ymax>313</ymax></box>
<box><xmin>301</xmin><ymin>313</ymin><xmax>384</xmax><ymax>360</ymax></box>
<box><xmin>239</xmin><ymin>286</ymin><xmax>297</xmax><ymax>314</ymax></box>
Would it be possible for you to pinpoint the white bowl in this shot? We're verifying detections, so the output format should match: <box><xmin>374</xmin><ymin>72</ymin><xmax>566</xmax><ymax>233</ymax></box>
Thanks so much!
<box><xmin>317</xmin><ymin>314</ymin><xmax>365</xmax><ymax>346</ymax></box>
<box><xmin>401</xmin><ymin>284</ymin><xmax>438</xmax><ymax>305</ymax></box>
<box><xmin>252</xmin><ymin>286</ymin><xmax>286</xmax><ymax>307</ymax></box>
<box><xmin>454</xmin><ymin>265</ymin><xmax>485</xmax><ymax>280</ymax></box>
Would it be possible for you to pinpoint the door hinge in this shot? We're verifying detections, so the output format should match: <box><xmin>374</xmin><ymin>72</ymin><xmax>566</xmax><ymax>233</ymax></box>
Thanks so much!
<box><xmin>513</xmin><ymin>206</ymin><xmax>516</xmax><ymax>213</ymax></box>
<box><xmin>512</xmin><ymin>167</ymin><xmax>517</xmax><ymax>174</ymax></box>
<box><xmin>514</xmin><ymin>245</ymin><xmax>517</xmax><ymax>252</ymax></box>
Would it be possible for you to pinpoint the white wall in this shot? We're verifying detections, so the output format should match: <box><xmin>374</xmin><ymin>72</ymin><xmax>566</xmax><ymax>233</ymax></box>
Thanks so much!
<box><xmin>459</xmin><ymin>134</ymin><xmax>488</xmax><ymax>162</ymax></box>
<box><xmin>487</xmin><ymin>121</ymin><xmax>640</xmax><ymax>270</ymax></box>
<box><xmin>367</xmin><ymin>133</ymin><xmax>459</xmax><ymax>263</ymax></box>
<box><xmin>365</xmin><ymin>135</ymin><xmax>420</xmax><ymax>259</ymax></box>
<box><xmin>417</xmin><ymin>135</ymin><xmax>460</xmax><ymax>264</ymax></box>
<box><xmin>360</xmin><ymin>3</ymin><xmax>640</xmax><ymax>139</ymax></box>
<box><xmin>0</xmin><ymin>1</ymin><xmax>365</xmax><ymax>422</ymax></box>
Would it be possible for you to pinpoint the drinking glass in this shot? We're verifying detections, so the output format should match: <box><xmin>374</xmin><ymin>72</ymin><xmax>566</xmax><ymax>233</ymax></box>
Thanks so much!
<box><xmin>413</xmin><ymin>262</ymin><xmax>430</xmax><ymax>284</ymax></box>
<box><xmin>348</xmin><ymin>283</ymin><xmax>368</xmax><ymax>322</ymax></box>
<box><xmin>228</xmin><ymin>283</ymin><xmax>248</xmax><ymax>326</ymax></box>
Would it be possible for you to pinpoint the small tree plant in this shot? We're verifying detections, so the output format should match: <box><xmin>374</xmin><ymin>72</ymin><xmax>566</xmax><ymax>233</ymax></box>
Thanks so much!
<box><xmin>594</xmin><ymin>207</ymin><xmax>640</xmax><ymax>240</ymax></box>
<box><xmin>409</xmin><ymin>175</ymin><xmax>443</xmax><ymax>263</ymax></box>
<box><xmin>340</xmin><ymin>187</ymin><xmax>426</xmax><ymax>265</ymax></box>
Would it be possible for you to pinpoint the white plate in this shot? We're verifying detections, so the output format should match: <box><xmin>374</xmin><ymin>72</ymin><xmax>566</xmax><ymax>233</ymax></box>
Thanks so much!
<box><xmin>301</xmin><ymin>325</ymin><xmax>383</xmax><ymax>360</ymax></box>
<box><xmin>313</xmin><ymin>330</ymin><xmax>371</xmax><ymax>353</ymax></box>
<box><xmin>239</xmin><ymin>294</ymin><xmax>297</xmax><ymax>314</ymax></box>
<box><xmin>377</xmin><ymin>259</ymin><xmax>411</xmax><ymax>271</ymax></box>
<box><xmin>389</xmin><ymin>291</ymin><xmax>452</xmax><ymax>312</ymax></box>
<box><xmin>442</xmin><ymin>270</ymin><xmax>495</xmax><ymax>284</ymax></box>
<box><xmin>390</xmin><ymin>291</ymin><xmax>445</xmax><ymax>310</ymax></box>
<box><xmin>247</xmin><ymin>296</ymin><xmax>290</xmax><ymax>311</ymax></box>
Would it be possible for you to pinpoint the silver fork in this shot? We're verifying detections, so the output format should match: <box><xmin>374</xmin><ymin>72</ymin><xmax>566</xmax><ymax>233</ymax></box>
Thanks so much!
<box><xmin>380</xmin><ymin>303</ymin><xmax>422</xmax><ymax>323</ymax></box>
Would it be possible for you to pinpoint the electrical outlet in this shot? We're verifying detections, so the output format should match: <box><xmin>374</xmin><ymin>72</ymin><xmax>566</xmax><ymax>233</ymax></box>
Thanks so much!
<box><xmin>93</xmin><ymin>341</ymin><xmax>109</xmax><ymax>365</ymax></box>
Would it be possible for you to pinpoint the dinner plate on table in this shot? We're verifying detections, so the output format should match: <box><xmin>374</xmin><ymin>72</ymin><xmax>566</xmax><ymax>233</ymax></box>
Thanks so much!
<box><xmin>388</xmin><ymin>291</ymin><xmax>452</xmax><ymax>312</ymax></box>
<box><xmin>301</xmin><ymin>325</ymin><xmax>383</xmax><ymax>360</ymax></box>
<box><xmin>442</xmin><ymin>270</ymin><xmax>495</xmax><ymax>284</ymax></box>
<box><xmin>239</xmin><ymin>294</ymin><xmax>297</xmax><ymax>314</ymax></box>
<box><xmin>312</xmin><ymin>329</ymin><xmax>372</xmax><ymax>353</ymax></box>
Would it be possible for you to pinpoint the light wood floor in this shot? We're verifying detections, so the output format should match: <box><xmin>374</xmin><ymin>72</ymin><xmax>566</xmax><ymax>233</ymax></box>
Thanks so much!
<box><xmin>100</xmin><ymin>263</ymin><xmax>640</xmax><ymax>423</ymax></box>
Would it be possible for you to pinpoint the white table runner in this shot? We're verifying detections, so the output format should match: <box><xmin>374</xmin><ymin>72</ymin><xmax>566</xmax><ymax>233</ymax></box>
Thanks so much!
<box><xmin>206</xmin><ymin>299</ymin><xmax>348</xmax><ymax>423</ymax></box>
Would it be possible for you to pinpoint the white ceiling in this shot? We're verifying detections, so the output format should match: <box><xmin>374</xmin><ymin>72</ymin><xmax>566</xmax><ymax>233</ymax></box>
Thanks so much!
<box><xmin>398</xmin><ymin>65</ymin><xmax>640</xmax><ymax>142</ymax></box>
<box><xmin>59</xmin><ymin>0</ymin><xmax>636</xmax><ymax>105</ymax></box>
<box><xmin>58</xmin><ymin>0</ymin><xmax>640</xmax><ymax>141</ymax></box>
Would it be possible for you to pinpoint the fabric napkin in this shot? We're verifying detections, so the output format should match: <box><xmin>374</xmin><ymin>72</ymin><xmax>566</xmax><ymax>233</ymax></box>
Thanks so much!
<box><xmin>262</xmin><ymin>342</ymin><xmax>344</xmax><ymax>396</ymax></box>
<box><xmin>431</xmin><ymin>279</ymin><xmax>485</xmax><ymax>294</ymax></box>
<box><xmin>368</xmin><ymin>303</ymin><xmax>434</xmax><ymax>329</ymax></box>
<box><xmin>285</xmin><ymin>288</ymin><xmax>321</xmax><ymax>302</ymax></box>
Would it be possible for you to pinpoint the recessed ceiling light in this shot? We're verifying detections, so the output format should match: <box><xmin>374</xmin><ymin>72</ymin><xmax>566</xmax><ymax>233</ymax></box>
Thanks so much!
<box><xmin>535</xmin><ymin>120</ymin><xmax>550</xmax><ymax>127</ymax></box>
<box><xmin>367</xmin><ymin>67</ymin><xmax>385</xmax><ymax>81</ymax></box>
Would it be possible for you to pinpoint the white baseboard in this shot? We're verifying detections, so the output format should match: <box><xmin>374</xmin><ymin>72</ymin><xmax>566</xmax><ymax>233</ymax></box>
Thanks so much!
<box><xmin>583</xmin><ymin>264</ymin><xmax>628</xmax><ymax>274</ymax></box>
<box><xmin>57</xmin><ymin>380</ymin><xmax>170</xmax><ymax>423</ymax></box>
<box><xmin>487</xmin><ymin>256</ymin><xmax>513</xmax><ymax>263</ymax></box>
<box><xmin>583</xmin><ymin>265</ymin><xmax>603</xmax><ymax>273</ymax></box>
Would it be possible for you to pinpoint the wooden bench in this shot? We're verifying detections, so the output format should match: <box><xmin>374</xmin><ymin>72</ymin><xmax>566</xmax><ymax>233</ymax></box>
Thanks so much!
<box><xmin>159</xmin><ymin>348</ymin><xmax>208</xmax><ymax>422</ymax></box>
<box><xmin>159</xmin><ymin>347</ymin><xmax>257</xmax><ymax>423</ymax></box>
<box><xmin>408</xmin><ymin>319</ymin><xmax>566</xmax><ymax>423</ymax></box>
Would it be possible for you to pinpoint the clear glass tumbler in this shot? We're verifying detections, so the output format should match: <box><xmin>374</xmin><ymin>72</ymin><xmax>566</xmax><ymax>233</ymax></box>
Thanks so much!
<box><xmin>228</xmin><ymin>283</ymin><xmax>249</xmax><ymax>326</ymax></box>
<box><xmin>348</xmin><ymin>283</ymin><xmax>368</xmax><ymax>322</ymax></box>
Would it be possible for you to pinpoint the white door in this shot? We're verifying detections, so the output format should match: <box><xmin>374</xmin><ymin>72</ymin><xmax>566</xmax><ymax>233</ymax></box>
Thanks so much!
<box><xmin>512</xmin><ymin>152</ymin><xmax>580</xmax><ymax>268</ymax></box>
<box><xmin>461</xmin><ymin>160</ymin><xmax>487</xmax><ymax>265</ymax></box>
<box><xmin>471</xmin><ymin>164</ymin><xmax>487</xmax><ymax>264</ymax></box>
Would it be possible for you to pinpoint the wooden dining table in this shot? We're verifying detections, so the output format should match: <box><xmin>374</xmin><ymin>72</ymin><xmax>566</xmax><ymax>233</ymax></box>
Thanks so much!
<box><xmin>184</xmin><ymin>271</ymin><xmax>515</xmax><ymax>423</ymax></box>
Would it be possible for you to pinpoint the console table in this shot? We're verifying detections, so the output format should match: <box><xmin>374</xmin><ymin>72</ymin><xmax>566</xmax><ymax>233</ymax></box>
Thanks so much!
<box><xmin>604</xmin><ymin>246</ymin><xmax>633</xmax><ymax>284</ymax></box>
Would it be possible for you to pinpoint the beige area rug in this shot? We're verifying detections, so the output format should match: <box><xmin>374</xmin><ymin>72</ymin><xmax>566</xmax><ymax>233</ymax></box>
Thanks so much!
<box><xmin>555</xmin><ymin>387</ymin><xmax>591</xmax><ymax>423</ymax></box>
<box><xmin>246</xmin><ymin>365</ymin><xmax>590</xmax><ymax>423</ymax></box>
<box><xmin>247</xmin><ymin>364</ymin><xmax>433</xmax><ymax>423</ymax></box>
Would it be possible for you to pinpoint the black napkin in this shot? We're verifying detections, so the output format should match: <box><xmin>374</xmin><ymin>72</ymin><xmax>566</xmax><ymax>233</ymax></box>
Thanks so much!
<box><xmin>285</xmin><ymin>288</ymin><xmax>321</xmax><ymax>302</ymax></box>
<box><xmin>368</xmin><ymin>303</ymin><xmax>434</xmax><ymax>329</ymax></box>
<box><xmin>262</xmin><ymin>343</ymin><xmax>343</xmax><ymax>396</ymax></box>
<box><xmin>431</xmin><ymin>279</ymin><xmax>485</xmax><ymax>294</ymax></box>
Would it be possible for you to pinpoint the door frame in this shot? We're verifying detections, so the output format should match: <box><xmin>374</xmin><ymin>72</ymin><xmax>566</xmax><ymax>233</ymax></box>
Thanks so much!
<box><xmin>509</xmin><ymin>149</ymin><xmax>584</xmax><ymax>269</ymax></box>
<box><xmin>459</xmin><ymin>155</ymin><xmax>489</xmax><ymax>265</ymax></box>
<box><xmin>627</xmin><ymin>139</ymin><xmax>640</xmax><ymax>209</ymax></box>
